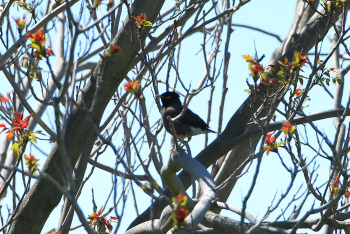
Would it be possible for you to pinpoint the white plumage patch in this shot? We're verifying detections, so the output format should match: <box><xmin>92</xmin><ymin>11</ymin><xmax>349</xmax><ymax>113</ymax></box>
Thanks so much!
<box><xmin>189</xmin><ymin>127</ymin><xmax>211</xmax><ymax>136</ymax></box>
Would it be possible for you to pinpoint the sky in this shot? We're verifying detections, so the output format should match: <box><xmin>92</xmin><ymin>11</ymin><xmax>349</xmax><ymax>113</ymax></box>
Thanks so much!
<box><xmin>1</xmin><ymin>0</ymin><xmax>349</xmax><ymax>233</ymax></box>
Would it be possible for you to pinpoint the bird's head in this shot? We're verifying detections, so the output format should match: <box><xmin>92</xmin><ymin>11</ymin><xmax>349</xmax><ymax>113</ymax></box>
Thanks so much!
<box><xmin>156</xmin><ymin>91</ymin><xmax>181</xmax><ymax>107</ymax></box>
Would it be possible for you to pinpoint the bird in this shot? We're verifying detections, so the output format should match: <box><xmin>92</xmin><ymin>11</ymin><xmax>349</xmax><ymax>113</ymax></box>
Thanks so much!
<box><xmin>157</xmin><ymin>91</ymin><xmax>215</xmax><ymax>141</ymax></box>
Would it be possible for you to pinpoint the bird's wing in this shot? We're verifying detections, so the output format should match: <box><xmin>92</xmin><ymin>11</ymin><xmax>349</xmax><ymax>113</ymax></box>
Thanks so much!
<box><xmin>178</xmin><ymin>108</ymin><xmax>209</xmax><ymax>130</ymax></box>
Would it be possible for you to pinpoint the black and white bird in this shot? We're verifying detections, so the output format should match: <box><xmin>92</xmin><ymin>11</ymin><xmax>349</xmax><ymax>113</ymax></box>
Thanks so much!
<box><xmin>157</xmin><ymin>91</ymin><xmax>215</xmax><ymax>141</ymax></box>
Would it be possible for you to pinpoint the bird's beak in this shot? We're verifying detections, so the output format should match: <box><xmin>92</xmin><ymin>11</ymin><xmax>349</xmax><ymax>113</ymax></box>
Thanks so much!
<box><xmin>156</xmin><ymin>94</ymin><xmax>162</xmax><ymax>98</ymax></box>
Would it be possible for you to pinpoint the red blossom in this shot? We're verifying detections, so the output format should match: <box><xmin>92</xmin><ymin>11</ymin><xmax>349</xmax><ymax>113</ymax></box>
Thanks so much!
<box><xmin>0</xmin><ymin>124</ymin><xmax>7</xmax><ymax>135</ymax></box>
<box><xmin>132</xmin><ymin>13</ymin><xmax>153</xmax><ymax>28</ymax></box>
<box><xmin>294</xmin><ymin>87</ymin><xmax>303</xmax><ymax>97</ymax></box>
<box><xmin>88</xmin><ymin>208</ymin><xmax>117</xmax><ymax>233</ymax></box>
<box><xmin>299</xmin><ymin>56</ymin><xmax>309</xmax><ymax>66</ymax></box>
<box><xmin>177</xmin><ymin>194</ymin><xmax>185</xmax><ymax>203</ymax></box>
<box><xmin>282</xmin><ymin>122</ymin><xmax>292</xmax><ymax>132</ymax></box>
<box><xmin>251</xmin><ymin>62</ymin><xmax>264</xmax><ymax>73</ymax></box>
<box><xmin>26</xmin><ymin>29</ymin><xmax>52</xmax><ymax>58</ymax></box>
<box><xmin>13</xmin><ymin>15</ymin><xmax>27</xmax><ymax>32</ymax></box>
<box><xmin>172</xmin><ymin>193</ymin><xmax>189</xmax><ymax>229</ymax></box>
<box><xmin>175</xmin><ymin>207</ymin><xmax>189</xmax><ymax>224</ymax></box>
<box><xmin>265</xmin><ymin>133</ymin><xmax>275</xmax><ymax>145</ymax></box>
<box><xmin>26</xmin><ymin>29</ymin><xmax>46</xmax><ymax>44</ymax></box>
<box><xmin>262</xmin><ymin>132</ymin><xmax>283</xmax><ymax>155</ymax></box>
<box><xmin>24</xmin><ymin>154</ymin><xmax>39</xmax><ymax>173</ymax></box>
<box><xmin>0</xmin><ymin>125</ymin><xmax>12</xmax><ymax>141</ymax></box>
<box><xmin>88</xmin><ymin>207</ymin><xmax>103</xmax><ymax>220</ymax></box>
<box><xmin>249</xmin><ymin>62</ymin><xmax>264</xmax><ymax>81</ymax></box>
<box><xmin>112</xmin><ymin>44</ymin><xmax>121</xmax><ymax>53</ymax></box>
<box><xmin>277</xmin><ymin>51</ymin><xmax>311</xmax><ymax>75</ymax></box>
<box><xmin>13</xmin><ymin>112</ymin><xmax>31</xmax><ymax>134</ymax></box>
<box><xmin>0</xmin><ymin>112</ymin><xmax>31</xmax><ymax>141</ymax></box>
<box><xmin>108</xmin><ymin>43</ymin><xmax>121</xmax><ymax>57</ymax></box>
<box><xmin>133</xmin><ymin>13</ymin><xmax>147</xmax><ymax>23</ymax></box>
<box><xmin>0</xmin><ymin>93</ymin><xmax>11</xmax><ymax>103</ymax></box>
<box><xmin>46</xmin><ymin>45</ymin><xmax>54</xmax><ymax>56</ymax></box>
<box><xmin>330</xmin><ymin>176</ymin><xmax>350</xmax><ymax>198</ymax></box>
<box><xmin>172</xmin><ymin>203</ymin><xmax>189</xmax><ymax>229</ymax></box>
<box><xmin>293</xmin><ymin>51</ymin><xmax>310</xmax><ymax>69</ymax></box>
<box><xmin>242</xmin><ymin>55</ymin><xmax>266</xmax><ymax>82</ymax></box>
<box><xmin>124</xmin><ymin>79</ymin><xmax>141</xmax><ymax>95</ymax></box>
<box><xmin>332</xmin><ymin>176</ymin><xmax>340</xmax><ymax>188</ymax></box>
<box><xmin>282</xmin><ymin>121</ymin><xmax>295</xmax><ymax>139</ymax></box>
<box><xmin>172</xmin><ymin>193</ymin><xmax>188</xmax><ymax>207</ymax></box>
<box><xmin>7</xmin><ymin>132</ymin><xmax>14</xmax><ymax>142</ymax></box>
